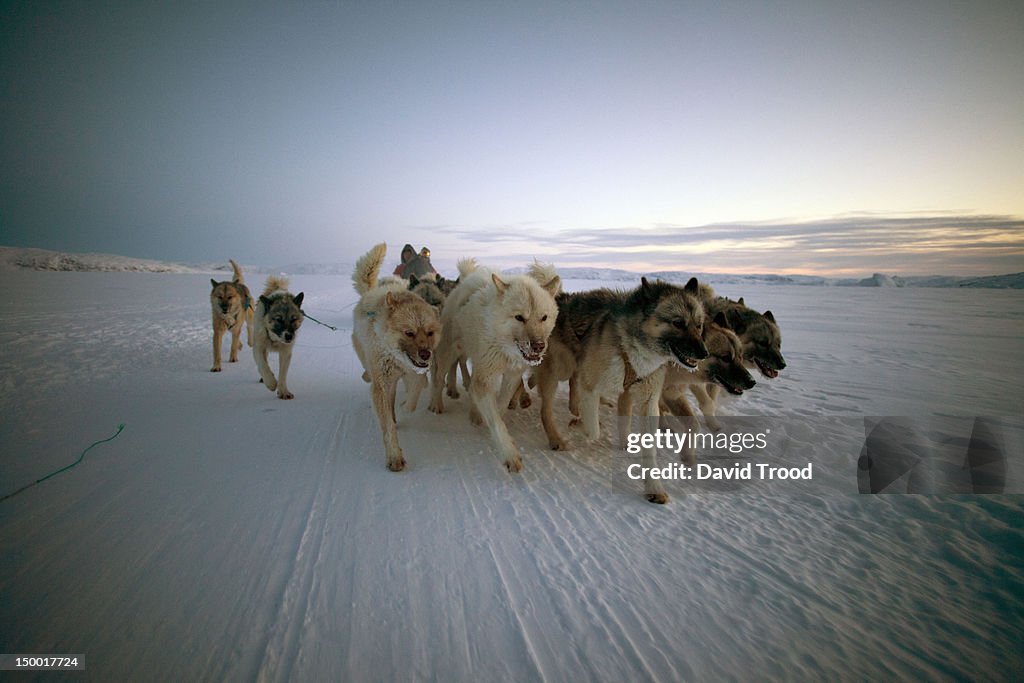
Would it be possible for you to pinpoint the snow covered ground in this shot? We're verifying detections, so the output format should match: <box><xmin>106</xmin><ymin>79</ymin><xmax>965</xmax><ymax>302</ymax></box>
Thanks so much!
<box><xmin>1</xmin><ymin>267</ymin><xmax>1022</xmax><ymax>681</ymax></box>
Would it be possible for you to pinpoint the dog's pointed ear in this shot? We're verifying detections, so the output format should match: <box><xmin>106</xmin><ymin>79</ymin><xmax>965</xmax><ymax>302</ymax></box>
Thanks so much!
<box><xmin>293</xmin><ymin>292</ymin><xmax>304</xmax><ymax>308</ymax></box>
<box><xmin>491</xmin><ymin>273</ymin><xmax>509</xmax><ymax>296</ymax></box>
<box><xmin>713</xmin><ymin>311</ymin><xmax>729</xmax><ymax>329</ymax></box>
<box><xmin>764</xmin><ymin>310</ymin><xmax>775</xmax><ymax>323</ymax></box>
<box><xmin>260</xmin><ymin>295</ymin><xmax>272</xmax><ymax>312</ymax></box>
<box><xmin>684</xmin><ymin>277</ymin><xmax>699</xmax><ymax>295</ymax></box>
<box><xmin>436</xmin><ymin>275</ymin><xmax>446</xmax><ymax>288</ymax></box>
<box><xmin>408</xmin><ymin>274</ymin><xmax>420</xmax><ymax>289</ymax></box>
<box><xmin>725</xmin><ymin>309</ymin><xmax>747</xmax><ymax>334</ymax></box>
<box><xmin>385</xmin><ymin>291</ymin><xmax>397</xmax><ymax>310</ymax></box>
<box><xmin>541</xmin><ymin>275</ymin><xmax>561</xmax><ymax>297</ymax></box>
<box><xmin>211</xmin><ymin>279</ymin><xmax>219</xmax><ymax>289</ymax></box>
<box><xmin>737</xmin><ymin>297</ymin><xmax>745</xmax><ymax>306</ymax></box>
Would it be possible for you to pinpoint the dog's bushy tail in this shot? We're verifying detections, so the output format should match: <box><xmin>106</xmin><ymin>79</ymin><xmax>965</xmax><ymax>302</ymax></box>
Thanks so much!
<box><xmin>353</xmin><ymin>243</ymin><xmax>387</xmax><ymax>295</ymax></box>
<box><xmin>229</xmin><ymin>259</ymin><xmax>245</xmax><ymax>284</ymax></box>
<box><xmin>263</xmin><ymin>275</ymin><xmax>290</xmax><ymax>296</ymax></box>
<box><xmin>456</xmin><ymin>257</ymin><xmax>478</xmax><ymax>279</ymax></box>
<box><xmin>527</xmin><ymin>260</ymin><xmax>562</xmax><ymax>296</ymax></box>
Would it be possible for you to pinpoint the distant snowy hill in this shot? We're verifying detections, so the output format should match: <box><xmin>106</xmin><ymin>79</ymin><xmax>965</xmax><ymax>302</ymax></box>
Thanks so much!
<box><xmin>2</xmin><ymin>246</ymin><xmax>1021</xmax><ymax>288</ymax></box>
<box><xmin>0</xmin><ymin>247</ymin><xmax>202</xmax><ymax>273</ymax></box>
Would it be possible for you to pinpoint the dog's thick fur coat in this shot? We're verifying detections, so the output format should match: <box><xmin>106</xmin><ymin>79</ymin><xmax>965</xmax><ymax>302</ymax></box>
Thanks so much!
<box><xmin>686</xmin><ymin>287</ymin><xmax>786</xmax><ymax>428</ymax></box>
<box><xmin>352</xmin><ymin>243</ymin><xmax>441</xmax><ymax>472</ymax></box>
<box><xmin>429</xmin><ymin>259</ymin><xmax>560</xmax><ymax>473</ymax></box>
<box><xmin>253</xmin><ymin>276</ymin><xmax>304</xmax><ymax>399</ymax></box>
<box><xmin>209</xmin><ymin>259</ymin><xmax>254</xmax><ymax>372</ymax></box>
<box><xmin>533</xmin><ymin>277</ymin><xmax>709</xmax><ymax>503</ymax></box>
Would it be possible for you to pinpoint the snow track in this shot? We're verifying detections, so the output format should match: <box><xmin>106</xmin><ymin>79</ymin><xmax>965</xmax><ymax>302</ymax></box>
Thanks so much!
<box><xmin>1</xmin><ymin>271</ymin><xmax>1022</xmax><ymax>681</ymax></box>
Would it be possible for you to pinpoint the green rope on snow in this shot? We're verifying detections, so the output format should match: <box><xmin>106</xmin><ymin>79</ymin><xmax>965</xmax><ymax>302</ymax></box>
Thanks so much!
<box><xmin>0</xmin><ymin>423</ymin><xmax>125</xmax><ymax>503</ymax></box>
<box><xmin>302</xmin><ymin>311</ymin><xmax>338</xmax><ymax>331</ymax></box>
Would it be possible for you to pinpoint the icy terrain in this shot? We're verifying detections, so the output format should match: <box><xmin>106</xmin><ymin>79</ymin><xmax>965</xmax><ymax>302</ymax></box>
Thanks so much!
<box><xmin>1</xmin><ymin>265</ymin><xmax>1022</xmax><ymax>681</ymax></box>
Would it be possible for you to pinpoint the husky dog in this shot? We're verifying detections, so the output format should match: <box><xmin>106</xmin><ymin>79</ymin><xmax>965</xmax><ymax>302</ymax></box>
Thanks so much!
<box><xmin>428</xmin><ymin>259</ymin><xmax>560</xmax><ymax>473</ymax></box>
<box><xmin>688</xmin><ymin>289</ymin><xmax>786</xmax><ymax>428</ymax></box>
<box><xmin>209</xmin><ymin>259</ymin><xmax>254</xmax><ymax>372</ymax></box>
<box><xmin>533</xmin><ymin>277</ymin><xmax>708</xmax><ymax>503</ymax></box>
<box><xmin>352</xmin><ymin>243</ymin><xmax>441</xmax><ymax>472</ymax></box>
<box><xmin>253</xmin><ymin>276</ymin><xmax>304</xmax><ymax>399</ymax></box>
<box><xmin>650</xmin><ymin>312</ymin><xmax>756</xmax><ymax>463</ymax></box>
<box><xmin>408</xmin><ymin>273</ymin><xmax>447</xmax><ymax>310</ymax></box>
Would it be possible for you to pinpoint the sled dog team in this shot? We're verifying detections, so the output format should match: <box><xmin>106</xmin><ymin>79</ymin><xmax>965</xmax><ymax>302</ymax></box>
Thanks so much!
<box><xmin>210</xmin><ymin>245</ymin><xmax>786</xmax><ymax>503</ymax></box>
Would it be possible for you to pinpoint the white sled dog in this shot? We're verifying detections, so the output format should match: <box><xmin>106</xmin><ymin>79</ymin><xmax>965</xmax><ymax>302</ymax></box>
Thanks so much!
<box><xmin>429</xmin><ymin>260</ymin><xmax>560</xmax><ymax>473</ymax></box>
<box><xmin>352</xmin><ymin>243</ymin><xmax>441</xmax><ymax>472</ymax></box>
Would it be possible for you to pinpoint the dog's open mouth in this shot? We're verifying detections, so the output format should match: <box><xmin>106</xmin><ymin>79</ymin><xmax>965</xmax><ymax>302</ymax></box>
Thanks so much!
<box><xmin>408</xmin><ymin>354</ymin><xmax>430</xmax><ymax>369</ymax></box>
<box><xmin>516</xmin><ymin>341</ymin><xmax>545</xmax><ymax>366</ymax></box>
<box><xmin>669</xmin><ymin>346</ymin><xmax>700</xmax><ymax>369</ymax></box>
<box><xmin>718</xmin><ymin>378</ymin><xmax>745</xmax><ymax>396</ymax></box>
<box><xmin>755</xmin><ymin>358</ymin><xmax>779</xmax><ymax>379</ymax></box>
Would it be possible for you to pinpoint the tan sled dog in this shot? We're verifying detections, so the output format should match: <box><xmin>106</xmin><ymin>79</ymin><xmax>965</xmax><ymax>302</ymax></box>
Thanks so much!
<box><xmin>209</xmin><ymin>259</ymin><xmax>254</xmax><ymax>372</ymax></box>
<box><xmin>253</xmin><ymin>276</ymin><xmax>304</xmax><ymax>399</ymax></box>
<box><xmin>352</xmin><ymin>243</ymin><xmax>441</xmax><ymax>472</ymax></box>
<box><xmin>428</xmin><ymin>260</ymin><xmax>560</xmax><ymax>473</ymax></box>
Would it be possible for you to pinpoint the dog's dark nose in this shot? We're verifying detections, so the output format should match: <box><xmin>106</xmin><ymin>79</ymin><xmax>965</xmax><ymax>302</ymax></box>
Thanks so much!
<box><xmin>418</xmin><ymin>349</ymin><xmax>431</xmax><ymax>361</ymax></box>
<box><xmin>744</xmin><ymin>376</ymin><xmax>757</xmax><ymax>390</ymax></box>
<box><xmin>284</xmin><ymin>331</ymin><xmax>293</xmax><ymax>342</ymax></box>
<box><xmin>530</xmin><ymin>340</ymin><xmax>546</xmax><ymax>354</ymax></box>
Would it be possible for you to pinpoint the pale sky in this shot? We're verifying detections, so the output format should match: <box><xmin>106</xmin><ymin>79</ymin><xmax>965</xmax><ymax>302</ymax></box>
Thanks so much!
<box><xmin>2</xmin><ymin>1</ymin><xmax>1022</xmax><ymax>275</ymax></box>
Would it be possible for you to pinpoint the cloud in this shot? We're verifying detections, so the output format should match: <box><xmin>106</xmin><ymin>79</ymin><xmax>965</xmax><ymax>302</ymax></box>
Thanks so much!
<box><xmin>433</xmin><ymin>213</ymin><xmax>1024</xmax><ymax>276</ymax></box>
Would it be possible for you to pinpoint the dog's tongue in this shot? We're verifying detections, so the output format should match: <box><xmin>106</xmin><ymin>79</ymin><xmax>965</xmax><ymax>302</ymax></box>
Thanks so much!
<box><xmin>756</xmin><ymin>359</ymin><xmax>779</xmax><ymax>378</ymax></box>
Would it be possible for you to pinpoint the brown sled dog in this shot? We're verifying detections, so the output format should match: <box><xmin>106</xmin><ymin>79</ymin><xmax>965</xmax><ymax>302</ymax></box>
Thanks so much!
<box><xmin>209</xmin><ymin>259</ymin><xmax>254</xmax><ymax>372</ymax></box>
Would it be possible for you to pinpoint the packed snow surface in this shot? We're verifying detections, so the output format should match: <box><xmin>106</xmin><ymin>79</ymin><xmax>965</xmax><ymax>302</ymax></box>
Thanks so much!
<box><xmin>1</xmin><ymin>266</ymin><xmax>1022</xmax><ymax>681</ymax></box>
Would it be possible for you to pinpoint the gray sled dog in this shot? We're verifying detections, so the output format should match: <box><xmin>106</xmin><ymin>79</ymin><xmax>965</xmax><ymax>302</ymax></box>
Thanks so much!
<box><xmin>650</xmin><ymin>311</ymin><xmax>756</xmax><ymax>463</ymax></box>
<box><xmin>209</xmin><ymin>259</ymin><xmax>254</xmax><ymax>372</ymax></box>
<box><xmin>352</xmin><ymin>243</ymin><xmax>441</xmax><ymax>472</ymax></box>
<box><xmin>532</xmin><ymin>276</ymin><xmax>709</xmax><ymax>503</ymax></box>
<box><xmin>253</xmin><ymin>276</ymin><xmax>304</xmax><ymax>399</ymax></box>
<box><xmin>428</xmin><ymin>259</ymin><xmax>560</xmax><ymax>473</ymax></box>
<box><xmin>688</xmin><ymin>289</ymin><xmax>786</xmax><ymax>428</ymax></box>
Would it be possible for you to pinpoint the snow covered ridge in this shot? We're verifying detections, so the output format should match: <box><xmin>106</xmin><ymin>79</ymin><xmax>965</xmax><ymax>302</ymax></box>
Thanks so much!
<box><xmin>2</xmin><ymin>247</ymin><xmax>1022</xmax><ymax>287</ymax></box>
<box><xmin>0</xmin><ymin>247</ymin><xmax>202</xmax><ymax>273</ymax></box>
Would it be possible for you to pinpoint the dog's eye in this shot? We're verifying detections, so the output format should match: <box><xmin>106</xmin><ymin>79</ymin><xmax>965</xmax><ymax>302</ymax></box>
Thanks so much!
<box><xmin>515</xmin><ymin>315</ymin><xmax>525</xmax><ymax>323</ymax></box>
<box><xmin>427</xmin><ymin>330</ymin><xmax>434</xmax><ymax>337</ymax></box>
<box><xmin>405</xmin><ymin>331</ymin><xmax>414</xmax><ymax>337</ymax></box>
<box><xmin>672</xmin><ymin>319</ymin><xmax>684</xmax><ymax>329</ymax></box>
<box><xmin>540</xmin><ymin>315</ymin><xmax>548</xmax><ymax>322</ymax></box>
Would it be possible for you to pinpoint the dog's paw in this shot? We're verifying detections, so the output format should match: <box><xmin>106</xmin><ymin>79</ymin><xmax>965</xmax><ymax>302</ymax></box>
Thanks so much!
<box><xmin>277</xmin><ymin>389</ymin><xmax>294</xmax><ymax>400</ymax></box>
<box><xmin>705</xmin><ymin>416</ymin><xmax>722</xmax><ymax>432</ymax></box>
<box><xmin>469</xmin><ymin>409</ymin><xmax>484</xmax><ymax>426</ymax></box>
<box><xmin>446</xmin><ymin>387</ymin><xmax>460</xmax><ymax>399</ymax></box>
<box><xmin>505</xmin><ymin>456</ymin><xmax>523</xmax><ymax>473</ymax></box>
<box><xmin>680</xmin><ymin>448</ymin><xmax>696</xmax><ymax>467</ymax></box>
<box><xmin>210</xmin><ymin>366</ymin><xmax>222</xmax><ymax>372</ymax></box>
<box><xmin>428</xmin><ymin>399</ymin><xmax>444</xmax><ymax>414</ymax></box>
<box><xmin>519</xmin><ymin>394</ymin><xmax>532</xmax><ymax>409</ymax></box>
<box><xmin>264</xmin><ymin>378</ymin><xmax>278</xmax><ymax>391</ymax></box>
<box><xmin>645</xmin><ymin>492</ymin><xmax>669</xmax><ymax>505</ymax></box>
<box><xmin>568</xmin><ymin>416</ymin><xmax>581</xmax><ymax>427</ymax></box>
<box><xmin>387</xmin><ymin>455</ymin><xmax>406</xmax><ymax>472</ymax></box>
<box><xmin>549</xmin><ymin>436</ymin><xmax>570</xmax><ymax>451</ymax></box>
